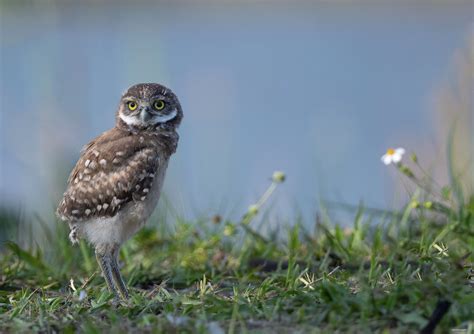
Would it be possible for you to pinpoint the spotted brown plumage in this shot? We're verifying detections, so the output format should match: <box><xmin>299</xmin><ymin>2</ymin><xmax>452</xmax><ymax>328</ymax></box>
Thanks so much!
<box><xmin>56</xmin><ymin>128</ymin><xmax>178</xmax><ymax>221</ymax></box>
<box><xmin>56</xmin><ymin>83</ymin><xmax>182</xmax><ymax>300</ymax></box>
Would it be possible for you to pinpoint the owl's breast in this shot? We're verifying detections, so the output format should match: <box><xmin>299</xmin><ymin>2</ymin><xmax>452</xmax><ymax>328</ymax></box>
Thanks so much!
<box><xmin>135</xmin><ymin>161</ymin><xmax>168</xmax><ymax>219</ymax></box>
<box><xmin>119</xmin><ymin>160</ymin><xmax>169</xmax><ymax>237</ymax></box>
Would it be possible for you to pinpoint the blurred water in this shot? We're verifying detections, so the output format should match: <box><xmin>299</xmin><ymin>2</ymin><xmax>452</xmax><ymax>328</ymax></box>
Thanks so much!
<box><xmin>0</xmin><ymin>2</ymin><xmax>472</xmax><ymax>225</ymax></box>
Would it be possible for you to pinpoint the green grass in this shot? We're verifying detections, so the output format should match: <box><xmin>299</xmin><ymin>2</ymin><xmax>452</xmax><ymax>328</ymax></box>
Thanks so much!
<box><xmin>1</xmin><ymin>166</ymin><xmax>473</xmax><ymax>333</ymax></box>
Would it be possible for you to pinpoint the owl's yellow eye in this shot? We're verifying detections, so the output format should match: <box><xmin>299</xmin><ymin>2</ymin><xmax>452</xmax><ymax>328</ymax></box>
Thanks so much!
<box><xmin>127</xmin><ymin>101</ymin><xmax>138</xmax><ymax>111</ymax></box>
<box><xmin>153</xmin><ymin>100</ymin><xmax>165</xmax><ymax>110</ymax></box>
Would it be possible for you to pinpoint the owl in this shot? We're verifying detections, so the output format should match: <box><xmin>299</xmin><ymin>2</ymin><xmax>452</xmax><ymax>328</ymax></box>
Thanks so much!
<box><xmin>56</xmin><ymin>83</ymin><xmax>183</xmax><ymax>300</ymax></box>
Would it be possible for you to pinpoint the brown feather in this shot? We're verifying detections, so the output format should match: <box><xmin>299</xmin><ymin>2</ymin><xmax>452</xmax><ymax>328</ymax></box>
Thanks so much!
<box><xmin>57</xmin><ymin>127</ymin><xmax>178</xmax><ymax>222</ymax></box>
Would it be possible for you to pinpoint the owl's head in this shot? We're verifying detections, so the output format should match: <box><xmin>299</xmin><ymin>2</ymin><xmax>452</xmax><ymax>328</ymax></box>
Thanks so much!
<box><xmin>116</xmin><ymin>83</ymin><xmax>183</xmax><ymax>131</ymax></box>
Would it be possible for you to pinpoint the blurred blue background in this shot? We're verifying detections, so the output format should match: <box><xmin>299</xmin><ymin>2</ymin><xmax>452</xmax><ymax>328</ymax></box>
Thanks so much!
<box><xmin>1</xmin><ymin>1</ymin><xmax>472</xmax><ymax>225</ymax></box>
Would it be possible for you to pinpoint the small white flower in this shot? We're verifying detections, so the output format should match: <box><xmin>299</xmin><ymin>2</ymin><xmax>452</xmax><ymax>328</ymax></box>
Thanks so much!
<box><xmin>381</xmin><ymin>147</ymin><xmax>405</xmax><ymax>165</ymax></box>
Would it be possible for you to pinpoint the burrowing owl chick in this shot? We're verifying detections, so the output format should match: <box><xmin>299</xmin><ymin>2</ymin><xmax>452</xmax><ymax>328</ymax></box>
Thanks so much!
<box><xmin>57</xmin><ymin>83</ymin><xmax>183</xmax><ymax>300</ymax></box>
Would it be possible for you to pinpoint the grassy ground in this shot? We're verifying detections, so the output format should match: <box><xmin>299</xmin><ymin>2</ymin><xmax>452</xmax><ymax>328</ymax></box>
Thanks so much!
<box><xmin>1</xmin><ymin>166</ymin><xmax>473</xmax><ymax>333</ymax></box>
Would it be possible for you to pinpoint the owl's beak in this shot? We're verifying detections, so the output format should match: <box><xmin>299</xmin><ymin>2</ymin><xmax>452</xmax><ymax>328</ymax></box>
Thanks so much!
<box><xmin>139</xmin><ymin>107</ymin><xmax>152</xmax><ymax>123</ymax></box>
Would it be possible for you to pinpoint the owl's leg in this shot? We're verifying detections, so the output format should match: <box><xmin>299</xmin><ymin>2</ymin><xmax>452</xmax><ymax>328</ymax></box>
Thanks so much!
<box><xmin>95</xmin><ymin>247</ymin><xmax>119</xmax><ymax>299</ymax></box>
<box><xmin>110</xmin><ymin>247</ymin><xmax>129</xmax><ymax>300</ymax></box>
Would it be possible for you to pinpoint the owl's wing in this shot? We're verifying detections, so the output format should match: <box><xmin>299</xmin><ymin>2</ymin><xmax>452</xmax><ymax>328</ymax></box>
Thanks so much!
<box><xmin>56</xmin><ymin>129</ymin><xmax>161</xmax><ymax>222</ymax></box>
